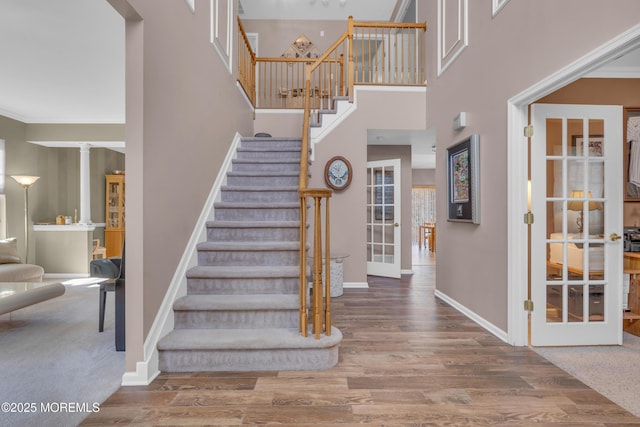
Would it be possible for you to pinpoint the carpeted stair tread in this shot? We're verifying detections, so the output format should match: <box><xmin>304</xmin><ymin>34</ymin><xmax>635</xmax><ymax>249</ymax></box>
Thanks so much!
<box><xmin>158</xmin><ymin>327</ymin><xmax>342</xmax><ymax>351</ymax></box>
<box><xmin>206</xmin><ymin>220</ymin><xmax>299</xmax><ymax>228</ymax></box>
<box><xmin>196</xmin><ymin>241</ymin><xmax>300</xmax><ymax>251</ymax></box>
<box><xmin>213</xmin><ymin>202</ymin><xmax>300</xmax><ymax>209</ymax></box>
<box><xmin>186</xmin><ymin>265</ymin><xmax>300</xmax><ymax>279</ymax></box>
<box><xmin>240</xmin><ymin>137</ymin><xmax>302</xmax><ymax>142</ymax></box>
<box><xmin>237</xmin><ymin>147</ymin><xmax>301</xmax><ymax>152</ymax></box>
<box><xmin>174</xmin><ymin>294</ymin><xmax>298</xmax><ymax>311</ymax></box>
<box><xmin>226</xmin><ymin>171</ymin><xmax>301</xmax><ymax>177</ymax></box>
<box><xmin>232</xmin><ymin>158</ymin><xmax>300</xmax><ymax>165</ymax></box>
<box><xmin>221</xmin><ymin>186</ymin><xmax>298</xmax><ymax>192</ymax></box>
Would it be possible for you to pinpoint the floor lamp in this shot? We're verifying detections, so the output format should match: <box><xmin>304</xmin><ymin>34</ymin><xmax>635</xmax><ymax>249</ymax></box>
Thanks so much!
<box><xmin>11</xmin><ymin>175</ymin><xmax>40</xmax><ymax>263</ymax></box>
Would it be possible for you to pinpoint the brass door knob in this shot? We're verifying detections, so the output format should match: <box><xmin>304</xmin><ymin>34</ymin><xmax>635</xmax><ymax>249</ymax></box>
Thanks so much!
<box><xmin>610</xmin><ymin>233</ymin><xmax>622</xmax><ymax>241</ymax></box>
<box><xmin>394</xmin><ymin>223</ymin><xmax>399</xmax><ymax>227</ymax></box>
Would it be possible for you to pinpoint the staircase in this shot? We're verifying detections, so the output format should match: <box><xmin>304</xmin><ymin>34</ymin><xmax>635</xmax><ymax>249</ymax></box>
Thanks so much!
<box><xmin>158</xmin><ymin>136</ymin><xmax>341</xmax><ymax>372</ymax></box>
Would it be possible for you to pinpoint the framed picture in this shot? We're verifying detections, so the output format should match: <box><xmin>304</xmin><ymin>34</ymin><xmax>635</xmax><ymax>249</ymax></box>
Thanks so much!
<box><xmin>572</xmin><ymin>135</ymin><xmax>603</xmax><ymax>157</ymax></box>
<box><xmin>447</xmin><ymin>134</ymin><xmax>480</xmax><ymax>223</ymax></box>
<box><xmin>625</xmin><ymin>108</ymin><xmax>640</xmax><ymax>200</ymax></box>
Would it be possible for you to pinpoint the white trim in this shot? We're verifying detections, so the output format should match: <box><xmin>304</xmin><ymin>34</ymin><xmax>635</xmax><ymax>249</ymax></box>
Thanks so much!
<box><xmin>435</xmin><ymin>289</ymin><xmax>509</xmax><ymax>343</ymax></box>
<box><xmin>33</xmin><ymin>224</ymin><xmax>96</xmax><ymax>232</ymax></box>
<box><xmin>344</xmin><ymin>282</ymin><xmax>369</xmax><ymax>289</ymax></box>
<box><xmin>401</xmin><ymin>269</ymin><xmax>414</xmax><ymax>275</ymax></box>
<box><xmin>44</xmin><ymin>273</ymin><xmax>90</xmax><ymax>279</ymax></box>
<box><xmin>584</xmin><ymin>70</ymin><xmax>640</xmax><ymax>79</ymax></box>
<box><xmin>210</xmin><ymin>0</ymin><xmax>233</xmax><ymax>74</ymax></box>
<box><xmin>236</xmin><ymin>81</ymin><xmax>255</xmax><ymax>112</ymax></box>
<box><xmin>437</xmin><ymin>0</ymin><xmax>468</xmax><ymax>77</ymax></box>
<box><xmin>121</xmin><ymin>133</ymin><xmax>241</xmax><ymax>386</ymax></box>
<box><xmin>491</xmin><ymin>0</ymin><xmax>510</xmax><ymax>17</ymax></box>
<box><xmin>507</xmin><ymin>24</ymin><xmax>640</xmax><ymax>347</ymax></box>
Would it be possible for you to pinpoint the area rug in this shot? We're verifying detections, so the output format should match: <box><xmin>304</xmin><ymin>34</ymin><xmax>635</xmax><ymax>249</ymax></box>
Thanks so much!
<box><xmin>0</xmin><ymin>279</ymin><xmax>124</xmax><ymax>426</ymax></box>
<box><xmin>534</xmin><ymin>332</ymin><xmax>640</xmax><ymax>417</ymax></box>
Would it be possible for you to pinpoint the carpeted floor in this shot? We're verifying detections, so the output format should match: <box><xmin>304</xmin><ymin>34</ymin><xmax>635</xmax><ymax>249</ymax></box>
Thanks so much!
<box><xmin>534</xmin><ymin>332</ymin><xmax>640</xmax><ymax>417</ymax></box>
<box><xmin>0</xmin><ymin>279</ymin><xmax>125</xmax><ymax>427</ymax></box>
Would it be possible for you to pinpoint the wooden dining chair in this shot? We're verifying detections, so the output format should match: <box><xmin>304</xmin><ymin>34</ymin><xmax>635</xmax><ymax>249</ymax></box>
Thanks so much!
<box><xmin>92</xmin><ymin>239</ymin><xmax>107</xmax><ymax>260</ymax></box>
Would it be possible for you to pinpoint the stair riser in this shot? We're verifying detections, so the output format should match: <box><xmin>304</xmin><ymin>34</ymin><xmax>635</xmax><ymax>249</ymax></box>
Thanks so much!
<box><xmin>240</xmin><ymin>140</ymin><xmax>301</xmax><ymax>150</ymax></box>
<box><xmin>174</xmin><ymin>310</ymin><xmax>298</xmax><ymax>329</ymax></box>
<box><xmin>226</xmin><ymin>175</ymin><xmax>299</xmax><ymax>186</ymax></box>
<box><xmin>158</xmin><ymin>346</ymin><xmax>339</xmax><ymax>372</ymax></box>
<box><xmin>187</xmin><ymin>277</ymin><xmax>299</xmax><ymax>295</ymax></box>
<box><xmin>207</xmin><ymin>226</ymin><xmax>299</xmax><ymax>242</ymax></box>
<box><xmin>237</xmin><ymin>150</ymin><xmax>300</xmax><ymax>160</ymax></box>
<box><xmin>232</xmin><ymin>162</ymin><xmax>300</xmax><ymax>172</ymax></box>
<box><xmin>220</xmin><ymin>190</ymin><xmax>299</xmax><ymax>203</ymax></box>
<box><xmin>214</xmin><ymin>207</ymin><xmax>300</xmax><ymax>221</ymax></box>
<box><xmin>197</xmin><ymin>251</ymin><xmax>299</xmax><ymax>266</ymax></box>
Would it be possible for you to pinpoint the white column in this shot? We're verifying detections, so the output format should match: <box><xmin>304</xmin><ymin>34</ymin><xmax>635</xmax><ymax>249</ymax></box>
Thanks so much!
<box><xmin>79</xmin><ymin>143</ymin><xmax>92</xmax><ymax>224</ymax></box>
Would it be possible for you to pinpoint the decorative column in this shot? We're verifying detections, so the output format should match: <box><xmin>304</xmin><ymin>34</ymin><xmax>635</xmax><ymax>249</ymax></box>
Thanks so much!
<box><xmin>79</xmin><ymin>143</ymin><xmax>92</xmax><ymax>224</ymax></box>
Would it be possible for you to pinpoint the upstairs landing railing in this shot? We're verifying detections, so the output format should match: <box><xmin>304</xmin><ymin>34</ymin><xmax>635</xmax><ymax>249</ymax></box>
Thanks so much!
<box><xmin>238</xmin><ymin>17</ymin><xmax>427</xmax><ymax>339</ymax></box>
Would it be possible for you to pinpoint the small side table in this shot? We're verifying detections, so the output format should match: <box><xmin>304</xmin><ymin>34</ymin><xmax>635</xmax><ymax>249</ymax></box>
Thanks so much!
<box><xmin>307</xmin><ymin>253</ymin><xmax>350</xmax><ymax>297</ymax></box>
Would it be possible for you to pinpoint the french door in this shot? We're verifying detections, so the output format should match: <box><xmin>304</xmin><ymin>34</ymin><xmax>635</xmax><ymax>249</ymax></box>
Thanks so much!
<box><xmin>530</xmin><ymin>104</ymin><xmax>623</xmax><ymax>346</ymax></box>
<box><xmin>367</xmin><ymin>159</ymin><xmax>401</xmax><ymax>278</ymax></box>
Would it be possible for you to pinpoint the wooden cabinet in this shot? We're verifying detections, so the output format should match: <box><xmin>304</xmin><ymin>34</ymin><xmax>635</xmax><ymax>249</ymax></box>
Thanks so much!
<box><xmin>623</xmin><ymin>252</ymin><xmax>640</xmax><ymax>335</ymax></box>
<box><xmin>105</xmin><ymin>174</ymin><xmax>125</xmax><ymax>257</ymax></box>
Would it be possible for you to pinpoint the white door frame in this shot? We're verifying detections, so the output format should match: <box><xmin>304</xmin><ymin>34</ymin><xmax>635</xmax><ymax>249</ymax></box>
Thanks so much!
<box><xmin>507</xmin><ymin>25</ymin><xmax>640</xmax><ymax>346</ymax></box>
<box><xmin>367</xmin><ymin>158</ymin><xmax>402</xmax><ymax>278</ymax></box>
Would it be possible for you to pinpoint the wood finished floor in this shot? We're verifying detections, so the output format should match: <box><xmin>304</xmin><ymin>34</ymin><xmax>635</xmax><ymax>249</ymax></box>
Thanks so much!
<box><xmin>82</xmin><ymin>249</ymin><xmax>640</xmax><ymax>426</ymax></box>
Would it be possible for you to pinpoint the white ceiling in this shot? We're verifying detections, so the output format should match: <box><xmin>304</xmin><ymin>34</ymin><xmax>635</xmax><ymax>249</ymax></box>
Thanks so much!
<box><xmin>0</xmin><ymin>0</ymin><xmax>125</xmax><ymax>124</ymax></box>
<box><xmin>1</xmin><ymin>0</ymin><xmax>639</xmax><ymax>168</ymax></box>
<box><xmin>239</xmin><ymin>0</ymin><xmax>402</xmax><ymax>21</ymax></box>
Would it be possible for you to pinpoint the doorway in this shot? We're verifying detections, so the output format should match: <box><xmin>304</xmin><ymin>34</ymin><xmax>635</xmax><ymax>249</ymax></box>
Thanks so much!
<box><xmin>507</xmin><ymin>28</ymin><xmax>640</xmax><ymax>347</ymax></box>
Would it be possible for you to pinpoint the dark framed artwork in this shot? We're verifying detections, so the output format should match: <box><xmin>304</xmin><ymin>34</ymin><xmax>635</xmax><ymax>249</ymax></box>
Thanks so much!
<box><xmin>447</xmin><ymin>134</ymin><xmax>480</xmax><ymax>223</ymax></box>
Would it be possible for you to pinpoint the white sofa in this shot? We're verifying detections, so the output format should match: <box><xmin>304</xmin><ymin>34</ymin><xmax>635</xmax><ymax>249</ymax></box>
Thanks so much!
<box><xmin>0</xmin><ymin>238</ymin><xmax>61</xmax><ymax>316</ymax></box>
<box><xmin>549</xmin><ymin>233</ymin><xmax>604</xmax><ymax>272</ymax></box>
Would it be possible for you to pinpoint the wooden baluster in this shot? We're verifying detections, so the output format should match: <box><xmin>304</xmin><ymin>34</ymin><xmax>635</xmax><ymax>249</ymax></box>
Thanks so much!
<box><xmin>299</xmin><ymin>195</ymin><xmax>308</xmax><ymax>336</ymax></box>
<box><xmin>313</xmin><ymin>195</ymin><xmax>323</xmax><ymax>338</ymax></box>
<box><xmin>324</xmin><ymin>196</ymin><xmax>331</xmax><ymax>335</ymax></box>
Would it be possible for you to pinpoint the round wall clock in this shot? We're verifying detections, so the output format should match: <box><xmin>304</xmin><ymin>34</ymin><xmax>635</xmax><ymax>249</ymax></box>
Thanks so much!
<box><xmin>324</xmin><ymin>156</ymin><xmax>352</xmax><ymax>191</ymax></box>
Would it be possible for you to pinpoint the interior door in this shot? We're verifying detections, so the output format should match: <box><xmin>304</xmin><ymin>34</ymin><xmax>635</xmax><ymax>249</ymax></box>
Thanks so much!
<box><xmin>367</xmin><ymin>159</ymin><xmax>401</xmax><ymax>278</ymax></box>
<box><xmin>531</xmin><ymin>103</ymin><xmax>623</xmax><ymax>346</ymax></box>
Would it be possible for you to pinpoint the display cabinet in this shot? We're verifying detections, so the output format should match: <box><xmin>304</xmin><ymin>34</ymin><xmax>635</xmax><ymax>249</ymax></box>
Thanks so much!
<box><xmin>105</xmin><ymin>174</ymin><xmax>125</xmax><ymax>257</ymax></box>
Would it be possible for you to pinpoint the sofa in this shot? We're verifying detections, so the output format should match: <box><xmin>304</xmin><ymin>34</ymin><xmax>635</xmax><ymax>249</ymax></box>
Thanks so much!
<box><xmin>0</xmin><ymin>237</ymin><xmax>61</xmax><ymax>316</ymax></box>
<box><xmin>548</xmin><ymin>232</ymin><xmax>604</xmax><ymax>273</ymax></box>
<box><xmin>0</xmin><ymin>237</ymin><xmax>44</xmax><ymax>282</ymax></box>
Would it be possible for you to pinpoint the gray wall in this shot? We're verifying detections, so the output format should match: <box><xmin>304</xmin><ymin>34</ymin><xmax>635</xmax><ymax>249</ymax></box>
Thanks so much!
<box><xmin>412</xmin><ymin>169</ymin><xmax>435</xmax><ymax>186</ymax></box>
<box><xmin>421</xmin><ymin>0</ymin><xmax>640</xmax><ymax>332</ymax></box>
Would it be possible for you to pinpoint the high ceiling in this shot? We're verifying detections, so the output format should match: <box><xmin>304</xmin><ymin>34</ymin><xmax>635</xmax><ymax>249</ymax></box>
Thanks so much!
<box><xmin>0</xmin><ymin>0</ymin><xmax>638</xmax><ymax>168</ymax></box>
<box><xmin>238</xmin><ymin>0</ymin><xmax>404</xmax><ymax>21</ymax></box>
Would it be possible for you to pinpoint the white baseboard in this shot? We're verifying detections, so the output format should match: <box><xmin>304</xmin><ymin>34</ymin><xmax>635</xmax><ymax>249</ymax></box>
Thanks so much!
<box><xmin>121</xmin><ymin>360</ymin><xmax>160</xmax><ymax>386</ymax></box>
<box><xmin>343</xmin><ymin>282</ymin><xmax>369</xmax><ymax>289</ymax></box>
<box><xmin>434</xmin><ymin>289</ymin><xmax>508</xmax><ymax>343</ymax></box>
<box><xmin>401</xmin><ymin>269</ymin><xmax>414</xmax><ymax>275</ymax></box>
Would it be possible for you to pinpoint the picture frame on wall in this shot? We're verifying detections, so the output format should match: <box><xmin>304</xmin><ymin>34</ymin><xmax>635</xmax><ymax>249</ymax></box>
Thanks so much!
<box><xmin>447</xmin><ymin>134</ymin><xmax>480</xmax><ymax>223</ymax></box>
<box><xmin>625</xmin><ymin>108</ymin><xmax>640</xmax><ymax>200</ymax></box>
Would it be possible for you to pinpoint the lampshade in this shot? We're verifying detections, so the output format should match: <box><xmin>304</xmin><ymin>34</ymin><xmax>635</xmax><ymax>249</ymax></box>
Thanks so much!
<box><xmin>11</xmin><ymin>175</ymin><xmax>40</xmax><ymax>188</ymax></box>
<box><xmin>567</xmin><ymin>190</ymin><xmax>602</xmax><ymax>211</ymax></box>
